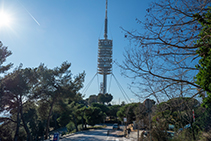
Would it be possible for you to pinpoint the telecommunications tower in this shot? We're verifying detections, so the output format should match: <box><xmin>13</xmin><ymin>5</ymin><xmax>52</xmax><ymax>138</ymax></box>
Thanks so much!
<box><xmin>98</xmin><ymin>0</ymin><xmax>112</xmax><ymax>94</ymax></box>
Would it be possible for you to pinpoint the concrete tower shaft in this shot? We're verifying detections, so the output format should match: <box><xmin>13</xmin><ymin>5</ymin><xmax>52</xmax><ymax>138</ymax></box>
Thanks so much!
<box><xmin>97</xmin><ymin>0</ymin><xmax>113</xmax><ymax>94</ymax></box>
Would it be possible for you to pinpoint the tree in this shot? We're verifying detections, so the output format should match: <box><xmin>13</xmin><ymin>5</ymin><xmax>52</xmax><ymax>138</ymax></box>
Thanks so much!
<box><xmin>194</xmin><ymin>103</ymin><xmax>211</xmax><ymax>132</ymax></box>
<box><xmin>120</xmin><ymin>0</ymin><xmax>210</xmax><ymax>102</ymax></box>
<box><xmin>121</xmin><ymin>101</ymin><xmax>126</xmax><ymax>106</ymax></box>
<box><xmin>108</xmin><ymin>105</ymin><xmax>120</xmax><ymax>116</ymax></box>
<box><xmin>97</xmin><ymin>93</ymin><xmax>113</xmax><ymax>105</ymax></box>
<box><xmin>104</xmin><ymin>93</ymin><xmax>113</xmax><ymax>104</ymax></box>
<box><xmin>0</xmin><ymin>125</ymin><xmax>14</xmax><ymax>141</ymax></box>
<box><xmin>133</xmin><ymin>103</ymin><xmax>148</xmax><ymax>129</ymax></box>
<box><xmin>21</xmin><ymin>101</ymin><xmax>45</xmax><ymax>140</ymax></box>
<box><xmin>117</xmin><ymin>103</ymin><xmax>139</xmax><ymax>123</ymax></box>
<box><xmin>97</xmin><ymin>93</ymin><xmax>106</xmax><ymax>104</ymax></box>
<box><xmin>0</xmin><ymin>41</ymin><xmax>12</xmax><ymax>112</ymax></box>
<box><xmin>0</xmin><ymin>66</ymin><xmax>37</xmax><ymax>141</ymax></box>
<box><xmin>87</xmin><ymin>95</ymin><xmax>98</xmax><ymax>105</ymax></box>
<box><xmin>154</xmin><ymin>98</ymin><xmax>199</xmax><ymax>126</ymax></box>
<box><xmin>91</xmin><ymin>103</ymin><xmax>109</xmax><ymax>115</ymax></box>
<box><xmin>0</xmin><ymin>41</ymin><xmax>12</xmax><ymax>74</ymax></box>
<box><xmin>152</xmin><ymin>97</ymin><xmax>200</xmax><ymax>140</ymax></box>
<box><xmin>34</xmin><ymin>61</ymin><xmax>85</xmax><ymax>139</ymax></box>
<box><xmin>68</xmin><ymin>101</ymin><xmax>86</xmax><ymax>132</ymax></box>
<box><xmin>107</xmin><ymin>105</ymin><xmax>121</xmax><ymax>122</ymax></box>
<box><xmin>195</xmin><ymin>7</ymin><xmax>211</xmax><ymax>107</ymax></box>
<box><xmin>84</xmin><ymin>107</ymin><xmax>106</xmax><ymax>126</ymax></box>
<box><xmin>87</xmin><ymin>93</ymin><xmax>113</xmax><ymax>105</ymax></box>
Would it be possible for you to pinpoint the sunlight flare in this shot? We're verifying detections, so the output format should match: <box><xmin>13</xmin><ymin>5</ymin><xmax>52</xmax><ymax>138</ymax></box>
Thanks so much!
<box><xmin>0</xmin><ymin>11</ymin><xmax>12</xmax><ymax>27</ymax></box>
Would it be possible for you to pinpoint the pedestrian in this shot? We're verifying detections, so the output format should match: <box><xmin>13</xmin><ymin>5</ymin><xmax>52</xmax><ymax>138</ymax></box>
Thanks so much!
<box><xmin>128</xmin><ymin>128</ymin><xmax>131</xmax><ymax>137</ymax></box>
<box><xmin>128</xmin><ymin>128</ymin><xmax>131</xmax><ymax>134</ymax></box>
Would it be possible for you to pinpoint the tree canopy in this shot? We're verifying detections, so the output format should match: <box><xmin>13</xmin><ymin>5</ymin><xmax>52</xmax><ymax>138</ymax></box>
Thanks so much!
<box><xmin>91</xmin><ymin>103</ymin><xmax>109</xmax><ymax>115</ymax></box>
<box><xmin>0</xmin><ymin>66</ymin><xmax>37</xmax><ymax>140</ymax></box>
<box><xmin>0</xmin><ymin>41</ymin><xmax>12</xmax><ymax>73</ymax></box>
<box><xmin>84</xmin><ymin>106</ymin><xmax>106</xmax><ymax>126</ymax></box>
<box><xmin>117</xmin><ymin>103</ymin><xmax>139</xmax><ymax>123</ymax></box>
<box><xmin>0</xmin><ymin>41</ymin><xmax>12</xmax><ymax>113</ymax></box>
<box><xmin>87</xmin><ymin>93</ymin><xmax>113</xmax><ymax>105</ymax></box>
<box><xmin>34</xmin><ymin>62</ymin><xmax>85</xmax><ymax>139</ymax></box>
<box><xmin>0</xmin><ymin>61</ymin><xmax>85</xmax><ymax>140</ymax></box>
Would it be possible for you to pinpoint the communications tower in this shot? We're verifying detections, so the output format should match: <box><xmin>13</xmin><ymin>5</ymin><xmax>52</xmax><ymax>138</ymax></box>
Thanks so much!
<box><xmin>98</xmin><ymin>0</ymin><xmax>112</xmax><ymax>94</ymax></box>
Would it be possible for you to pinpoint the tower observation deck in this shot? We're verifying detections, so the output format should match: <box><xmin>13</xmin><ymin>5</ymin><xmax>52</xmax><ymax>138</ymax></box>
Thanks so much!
<box><xmin>98</xmin><ymin>0</ymin><xmax>112</xmax><ymax>94</ymax></box>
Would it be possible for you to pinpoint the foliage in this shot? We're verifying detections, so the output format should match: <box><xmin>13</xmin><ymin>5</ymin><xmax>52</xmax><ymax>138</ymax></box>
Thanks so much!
<box><xmin>57</xmin><ymin>112</ymin><xmax>71</xmax><ymax>127</ymax></box>
<box><xmin>195</xmin><ymin>7</ymin><xmax>211</xmax><ymax>108</ymax></box>
<box><xmin>91</xmin><ymin>103</ymin><xmax>109</xmax><ymax>115</ymax></box>
<box><xmin>0</xmin><ymin>41</ymin><xmax>12</xmax><ymax>112</ymax></box>
<box><xmin>84</xmin><ymin>107</ymin><xmax>106</xmax><ymax>126</ymax></box>
<box><xmin>68</xmin><ymin>101</ymin><xmax>86</xmax><ymax>131</ymax></box>
<box><xmin>66</xmin><ymin>121</ymin><xmax>75</xmax><ymax>132</ymax></box>
<box><xmin>0</xmin><ymin>41</ymin><xmax>12</xmax><ymax>73</ymax></box>
<box><xmin>0</xmin><ymin>66</ymin><xmax>38</xmax><ymax>140</ymax></box>
<box><xmin>108</xmin><ymin>105</ymin><xmax>121</xmax><ymax>118</ymax></box>
<box><xmin>121</xmin><ymin>101</ymin><xmax>126</xmax><ymax>106</ymax></box>
<box><xmin>87</xmin><ymin>95</ymin><xmax>98</xmax><ymax>105</ymax></box>
<box><xmin>97</xmin><ymin>93</ymin><xmax>113</xmax><ymax>104</ymax></box>
<box><xmin>0</xmin><ymin>122</ymin><xmax>14</xmax><ymax>141</ymax></box>
<box><xmin>0</xmin><ymin>61</ymin><xmax>85</xmax><ymax>140</ymax></box>
<box><xmin>198</xmin><ymin>130</ymin><xmax>211</xmax><ymax>141</ymax></box>
<box><xmin>117</xmin><ymin>103</ymin><xmax>139</xmax><ymax>123</ymax></box>
<box><xmin>22</xmin><ymin>102</ymin><xmax>46</xmax><ymax>140</ymax></box>
<box><xmin>194</xmin><ymin>103</ymin><xmax>211</xmax><ymax>131</ymax></box>
<box><xmin>87</xmin><ymin>93</ymin><xmax>113</xmax><ymax>105</ymax></box>
<box><xmin>151</xmin><ymin>120</ymin><xmax>169</xmax><ymax>141</ymax></box>
<box><xmin>0</xmin><ymin>101</ymin><xmax>46</xmax><ymax>140</ymax></box>
<box><xmin>33</xmin><ymin>61</ymin><xmax>85</xmax><ymax>138</ymax></box>
<box><xmin>154</xmin><ymin>97</ymin><xmax>200</xmax><ymax>129</ymax></box>
<box><xmin>151</xmin><ymin>97</ymin><xmax>211</xmax><ymax>140</ymax></box>
<box><xmin>56</xmin><ymin>98</ymin><xmax>87</xmax><ymax>132</ymax></box>
<box><xmin>37</xmin><ymin>100</ymin><xmax>49</xmax><ymax>121</ymax></box>
<box><xmin>133</xmin><ymin>103</ymin><xmax>148</xmax><ymax>121</ymax></box>
<box><xmin>171</xmin><ymin>129</ymin><xmax>194</xmax><ymax>141</ymax></box>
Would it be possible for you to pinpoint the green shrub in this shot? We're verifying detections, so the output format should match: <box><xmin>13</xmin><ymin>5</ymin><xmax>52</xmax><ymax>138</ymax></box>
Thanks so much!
<box><xmin>171</xmin><ymin>129</ymin><xmax>193</xmax><ymax>141</ymax></box>
<box><xmin>66</xmin><ymin>121</ymin><xmax>75</xmax><ymax>132</ymax></box>
<box><xmin>198</xmin><ymin>130</ymin><xmax>211</xmax><ymax>141</ymax></box>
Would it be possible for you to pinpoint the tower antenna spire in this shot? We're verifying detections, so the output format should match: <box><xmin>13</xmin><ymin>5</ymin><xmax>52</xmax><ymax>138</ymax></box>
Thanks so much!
<box><xmin>104</xmin><ymin>0</ymin><xmax>108</xmax><ymax>39</ymax></box>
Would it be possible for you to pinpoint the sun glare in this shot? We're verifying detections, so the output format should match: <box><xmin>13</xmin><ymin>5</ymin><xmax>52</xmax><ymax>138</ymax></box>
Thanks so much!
<box><xmin>0</xmin><ymin>11</ymin><xmax>12</xmax><ymax>27</ymax></box>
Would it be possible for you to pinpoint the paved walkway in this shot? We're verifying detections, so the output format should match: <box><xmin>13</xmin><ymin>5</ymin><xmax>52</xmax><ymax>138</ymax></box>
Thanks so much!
<box><xmin>45</xmin><ymin>128</ymin><xmax>144</xmax><ymax>141</ymax></box>
<box><xmin>125</xmin><ymin>130</ymin><xmax>144</xmax><ymax>141</ymax></box>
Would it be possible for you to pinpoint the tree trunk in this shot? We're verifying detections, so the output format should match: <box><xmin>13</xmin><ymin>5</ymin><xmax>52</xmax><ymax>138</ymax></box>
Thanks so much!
<box><xmin>14</xmin><ymin>98</ymin><xmax>21</xmax><ymax>141</ymax></box>
<box><xmin>85</xmin><ymin>120</ymin><xmax>87</xmax><ymax>129</ymax></box>
<box><xmin>54</xmin><ymin>113</ymin><xmax>57</xmax><ymax>129</ymax></box>
<box><xmin>73</xmin><ymin>114</ymin><xmax>78</xmax><ymax>132</ymax></box>
<box><xmin>82</xmin><ymin>111</ymin><xmax>85</xmax><ymax>129</ymax></box>
<box><xmin>45</xmin><ymin>98</ymin><xmax>56</xmax><ymax>139</ymax></box>
<box><xmin>20</xmin><ymin>97</ymin><xmax>32</xmax><ymax>141</ymax></box>
<box><xmin>81</xmin><ymin>116</ymin><xmax>84</xmax><ymax>129</ymax></box>
<box><xmin>191</xmin><ymin>121</ymin><xmax>196</xmax><ymax>140</ymax></box>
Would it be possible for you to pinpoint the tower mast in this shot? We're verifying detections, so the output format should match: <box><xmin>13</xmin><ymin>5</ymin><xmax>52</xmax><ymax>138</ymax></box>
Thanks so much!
<box><xmin>103</xmin><ymin>0</ymin><xmax>108</xmax><ymax>95</ymax></box>
<box><xmin>98</xmin><ymin>0</ymin><xmax>112</xmax><ymax>95</ymax></box>
<box><xmin>104</xmin><ymin>0</ymin><xmax>108</xmax><ymax>39</ymax></box>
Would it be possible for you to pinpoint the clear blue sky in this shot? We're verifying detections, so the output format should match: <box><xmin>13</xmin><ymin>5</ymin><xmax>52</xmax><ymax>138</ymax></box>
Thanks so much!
<box><xmin>0</xmin><ymin>0</ymin><xmax>152</xmax><ymax>104</ymax></box>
